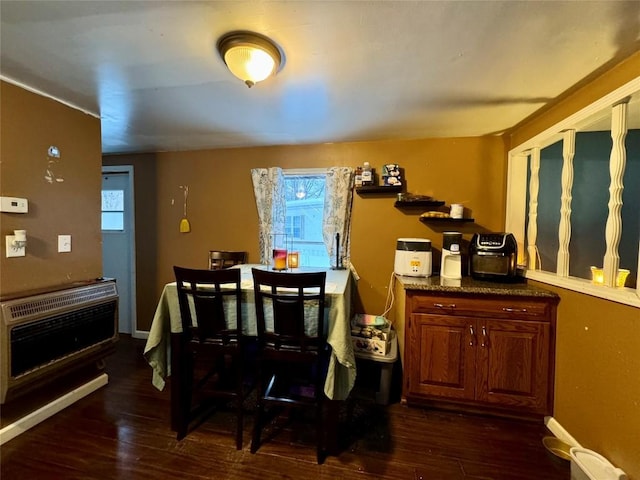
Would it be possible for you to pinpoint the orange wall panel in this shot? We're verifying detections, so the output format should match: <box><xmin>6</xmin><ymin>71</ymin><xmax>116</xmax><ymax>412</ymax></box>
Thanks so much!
<box><xmin>0</xmin><ymin>81</ymin><xmax>102</xmax><ymax>296</ymax></box>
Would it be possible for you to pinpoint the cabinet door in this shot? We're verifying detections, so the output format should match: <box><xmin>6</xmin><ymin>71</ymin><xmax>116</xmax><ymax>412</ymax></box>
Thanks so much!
<box><xmin>407</xmin><ymin>314</ymin><xmax>476</xmax><ymax>400</ymax></box>
<box><xmin>475</xmin><ymin>318</ymin><xmax>550</xmax><ymax>414</ymax></box>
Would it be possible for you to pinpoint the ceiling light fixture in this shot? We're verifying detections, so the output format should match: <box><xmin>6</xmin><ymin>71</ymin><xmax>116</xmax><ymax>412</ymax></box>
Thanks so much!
<box><xmin>217</xmin><ymin>31</ymin><xmax>282</xmax><ymax>88</ymax></box>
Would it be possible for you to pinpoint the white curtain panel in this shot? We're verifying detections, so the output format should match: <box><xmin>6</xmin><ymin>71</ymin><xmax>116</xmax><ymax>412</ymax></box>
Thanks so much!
<box><xmin>251</xmin><ymin>167</ymin><xmax>285</xmax><ymax>264</ymax></box>
<box><xmin>322</xmin><ymin>167</ymin><xmax>355</xmax><ymax>268</ymax></box>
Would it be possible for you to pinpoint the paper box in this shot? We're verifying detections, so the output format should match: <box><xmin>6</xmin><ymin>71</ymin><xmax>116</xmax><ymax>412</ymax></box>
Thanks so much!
<box><xmin>351</xmin><ymin>317</ymin><xmax>391</xmax><ymax>356</ymax></box>
<box><xmin>382</xmin><ymin>164</ymin><xmax>401</xmax><ymax>176</ymax></box>
<box><xmin>382</xmin><ymin>163</ymin><xmax>402</xmax><ymax>186</ymax></box>
<box><xmin>382</xmin><ymin>175</ymin><xmax>402</xmax><ymax>186</ymax></box>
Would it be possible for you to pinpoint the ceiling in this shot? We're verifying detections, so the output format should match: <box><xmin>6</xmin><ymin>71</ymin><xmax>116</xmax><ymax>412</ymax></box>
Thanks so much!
<box><xmin>1</xmin><ymin>1</ymin><xmax>639</xmax><ymax>155</ymax></box>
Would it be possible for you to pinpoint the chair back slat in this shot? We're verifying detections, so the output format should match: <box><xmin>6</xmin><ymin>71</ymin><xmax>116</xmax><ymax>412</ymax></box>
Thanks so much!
<box><xmin>209</xmin><ymin>250</ymin><xmax>247</xmax><ymax>270</ymax></box>
<box><xmin>174</xmin><ymin>266</ymin><xmax>242</xmax><ymax>345</ymax></box>
<box><xmin>192</xmin><ymin>293</ymin><xmax>230</xmax><ymax>342</ymax></box>
<box><xmin>272</xmin><ymin>295</ymin><xmax>304</xmax><ymax>339</ymax></box>
<box><xmin>252</xmin><ymin>268</ymin><xmax>326</xmax><ymax>356</ymax></box>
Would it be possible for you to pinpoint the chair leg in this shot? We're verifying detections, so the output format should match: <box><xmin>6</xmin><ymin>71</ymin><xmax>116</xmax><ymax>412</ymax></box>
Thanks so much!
<box><xmin>316</xmin><ymin>398</ymin><xmax>325</xmax><ymax>464</ymax></box>
<box><xmin>251</xmin><ymin>398</ymin><xmax>264</xmax><ymax>454</ymax></box>
<box><xmin>176</xmin><ymin>415</ymin><xmax>188</xmax><ymax>440</ymax></box>
<box><xmin>176</xmin><ymin>364</ymin><xmax>193</xmax><ymax>440</ymax></box>
<box><xmin>236</xmin><ymin>405</ymin><xmax>243</xmax><ymax>450</ymax></box>
<box><xmin>236</xmin><ymin>362</ymin><xmax>244</xmax><ymax>450</ymax></box>
<box><xmin>251</xmin><ymin>370</ymin><xmax>265</xmax><ymax>454</ymax></box>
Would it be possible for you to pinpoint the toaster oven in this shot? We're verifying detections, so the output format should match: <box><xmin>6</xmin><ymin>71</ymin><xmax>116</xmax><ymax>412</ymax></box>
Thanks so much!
<box><xmin>469</xmin><ymin>233</ymin><xmax>518</xmax><ymax>281</ymax></box>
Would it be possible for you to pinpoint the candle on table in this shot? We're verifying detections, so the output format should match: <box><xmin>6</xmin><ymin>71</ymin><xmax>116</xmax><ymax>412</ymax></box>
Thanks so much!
<box><xmin>273</xmin><ymin>248</ymin><xmax>287</xmax><ymax>270</ymax></box>
<box><xmin>288</xmin><ymin>252</ymin><xmax>299</xmax><ymax>269</ymax></box>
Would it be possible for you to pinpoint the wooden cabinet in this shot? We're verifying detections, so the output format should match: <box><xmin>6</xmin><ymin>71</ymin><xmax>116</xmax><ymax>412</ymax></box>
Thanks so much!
<box><xmin>404</xmin><ymin>291</ymin><xmax>557</xmax><ymax>418</ymax></box>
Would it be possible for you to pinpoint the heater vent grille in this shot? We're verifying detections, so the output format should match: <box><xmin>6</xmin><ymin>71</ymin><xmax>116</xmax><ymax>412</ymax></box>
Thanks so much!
<box><xmin>11</xmin><ymin>302</ymin><xmax>117</xmax><ymax>377</ymax></box>
<box><xmin>4</xmin><ymin>283</ymin><xmax>117</xmax><ymax>323</ymax></box>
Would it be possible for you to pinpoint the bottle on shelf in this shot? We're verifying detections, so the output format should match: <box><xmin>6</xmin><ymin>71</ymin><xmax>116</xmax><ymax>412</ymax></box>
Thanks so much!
<box><xmin>355</xmin><ymin>166</ymin><xmax>363</xmax><ymax>187</ymax></box>
<box><xmin>361</xmin><ymin>162</ymin><xmax>373</xmax><ymax>186</ymax></box>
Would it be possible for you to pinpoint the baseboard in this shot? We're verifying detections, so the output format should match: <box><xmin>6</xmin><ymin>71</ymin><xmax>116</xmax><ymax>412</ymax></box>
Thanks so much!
<box><xmin>132</xmin><ymin>329</ymin><xmax>149</xmax><ymax>340</ymax></box>
<box><xmin>0</xmin><ymin>373</ymin><xmax>108</xmax><ymax>445</ymax></box>
<box><xmin>544</xmin><ymin>415</ymin><xmax>582</xmax><ymax>448</ymax></box>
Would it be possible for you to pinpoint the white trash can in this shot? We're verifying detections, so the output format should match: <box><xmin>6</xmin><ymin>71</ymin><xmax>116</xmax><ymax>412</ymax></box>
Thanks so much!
<box><xmin>570</xmin><ymin>447</ymin><xmax>627</xmax><ymax>480</ymax></box>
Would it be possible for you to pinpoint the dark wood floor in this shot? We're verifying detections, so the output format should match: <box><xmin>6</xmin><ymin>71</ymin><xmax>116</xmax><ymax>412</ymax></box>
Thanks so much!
<box><xmin>1</xmin><ymin>336</ymin><xmax>570</xmax><ymax>479</ymax></box>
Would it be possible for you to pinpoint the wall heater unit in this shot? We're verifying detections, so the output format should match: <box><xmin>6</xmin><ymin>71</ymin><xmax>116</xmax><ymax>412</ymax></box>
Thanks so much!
<box><xmin>0</xmin><ymin>279</ymin><xmax>118</xmax><ymax>404</ymax></box>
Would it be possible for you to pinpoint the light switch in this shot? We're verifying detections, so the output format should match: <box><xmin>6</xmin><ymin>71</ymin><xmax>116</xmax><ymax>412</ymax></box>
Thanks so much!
<box><xmin>58</xmin><ymin>235</ymin><xmax>71</xmax><ymax>253</ymax></box>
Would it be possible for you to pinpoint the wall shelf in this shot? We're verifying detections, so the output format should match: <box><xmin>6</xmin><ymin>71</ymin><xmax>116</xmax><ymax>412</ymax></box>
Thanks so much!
<box><xmin>394</xmin><ymin>200</ymin><xmax>445</xmax><ymax>208</ymax></box>
<box><xmin>355</xmin><ymin>185</ymin><xmax>402</xmax><ymax>195</ymax></box>
<box><xmin>419</xmin><ymin>217</ymin><xmax>475</xmax><ymax>224</ymax></box>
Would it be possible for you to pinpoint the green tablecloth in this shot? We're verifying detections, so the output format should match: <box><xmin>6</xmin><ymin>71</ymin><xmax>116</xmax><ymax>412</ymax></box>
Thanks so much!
<box><xmin>143</xmin><ymin>264</ymin><xmax>356</xmax><ymax>401</ymax></box>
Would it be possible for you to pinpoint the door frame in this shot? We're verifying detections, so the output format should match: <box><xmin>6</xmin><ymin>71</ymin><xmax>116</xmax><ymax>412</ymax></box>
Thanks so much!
<box><xmin>102</xmin><ymin>165</ymin><xmax>141</xmax><ymax>338</ymax></box>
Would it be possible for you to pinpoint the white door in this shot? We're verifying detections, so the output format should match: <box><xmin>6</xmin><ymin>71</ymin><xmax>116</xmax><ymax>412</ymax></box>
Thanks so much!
<box><xmin>101</xmin><ymin>167</ymin><xmax>136</xmax><ymax>335</ymax></box>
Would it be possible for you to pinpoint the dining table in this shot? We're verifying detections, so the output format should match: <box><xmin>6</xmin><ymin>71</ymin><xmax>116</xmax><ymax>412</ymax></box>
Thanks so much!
<box><xmin>143</xmin><ymin>263</ymin><xmax>357</xmax><ymax>441</ymax></box>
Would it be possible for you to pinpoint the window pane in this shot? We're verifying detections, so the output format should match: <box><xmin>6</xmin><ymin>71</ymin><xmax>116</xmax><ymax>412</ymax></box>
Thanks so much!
<box><xmin>569</xmin><ymin>131</ymin><xmax>610</xmax><ymax>280</ymax></box>
<box><xmin>536</xmin><ymin>140</ymin><xmax>563</xmax><ymax>273</ymax></box>
<box><xmin>530</xmin><ymin>99</ymin><xmax>639</xmax><ymax>289</ymax></box>
<box><xmin>620</xmin><ymin>127</ymin><xmax>639</xmax><ymax>288</ymax></box>
<box><xmin>285</xmin><ymin>215</ymin><xmax>303</xmax><ymax>239</ymax></box>
<box><xmin>102</xmin><ymin>212</ymin><xmax>124</xmax><ymax>231</ymax></box>
<box><xmin>102</xmin><ymin>190</ymin><xmax>124</xmax><ymax>211</ymax></box>
<box><xmin>284</xmin><ymin>174</ymin><xmax>330</xmax><ymax>268</ymax></box>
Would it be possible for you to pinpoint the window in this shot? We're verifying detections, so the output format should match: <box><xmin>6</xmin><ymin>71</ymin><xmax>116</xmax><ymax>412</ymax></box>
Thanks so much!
<box><xmin>283</xmin><ymin>172</ymin><xmax>329</xmax><ymax>267</ymax></box>
<box><xmin>252</xmin><ymin>166</ymin><xmax>353</xmax><ymax>269</ymax></box>
<box><xmin>506</xmin><ymin>78</ymin><xmax>640</xmax><ymax>308</ymax></box>
<box><xmin>101</xmin><ymin>189</ymin><xmax>124</xmax><ymax>231</ymax></box>
<box><xmin>285</xmin><ymin>215</ymin><xmax>303</xmax><ymax>239</ymax></box>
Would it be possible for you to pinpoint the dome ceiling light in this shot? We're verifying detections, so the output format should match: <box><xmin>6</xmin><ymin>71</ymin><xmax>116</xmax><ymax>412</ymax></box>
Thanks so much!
<box><xmin>217</xmin><ymin>31</ymin><xmax>282</xmax><ymax>88</ymax></box>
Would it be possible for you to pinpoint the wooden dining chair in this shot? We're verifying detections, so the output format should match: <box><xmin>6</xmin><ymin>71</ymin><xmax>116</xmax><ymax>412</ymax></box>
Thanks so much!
<box><xmin>173</xmin><ymin>266</ymin><xmax>246</xmax><ymax>448</ymax></box>
<box><xmin>250</xmin><ymin>267</ymin><xmax>328</xmax><ymax>464</ymax></box>
<box><xmin>208</xmin><ymin>250</ymin><xmax>247</xmax><ymax>270</ymax></box>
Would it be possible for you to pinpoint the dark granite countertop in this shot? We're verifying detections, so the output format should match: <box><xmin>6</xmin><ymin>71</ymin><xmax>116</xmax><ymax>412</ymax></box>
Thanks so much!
<box><xmin>396</xmin><ymin>274</ymin><xmax>559</xmax><ymax>298</ymax></box>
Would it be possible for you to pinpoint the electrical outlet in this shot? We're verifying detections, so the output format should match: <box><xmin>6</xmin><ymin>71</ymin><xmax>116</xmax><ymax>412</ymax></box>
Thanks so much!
<box><xmin>58</xmin><ymin>235</ymin><xmax>71</xmax><ymax>253</ymax></box>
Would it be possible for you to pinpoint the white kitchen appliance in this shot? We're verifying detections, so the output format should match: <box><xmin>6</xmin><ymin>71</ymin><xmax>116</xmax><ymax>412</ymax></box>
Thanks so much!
<box><xmin>441</xmin><ymin>232</ymin><xmax>462</xmax><ymax>279</ymax></box>
<box><xmin>394</xmin><ymin>238</ymin><xmax>432</xmax><ymax>277</ymax></box>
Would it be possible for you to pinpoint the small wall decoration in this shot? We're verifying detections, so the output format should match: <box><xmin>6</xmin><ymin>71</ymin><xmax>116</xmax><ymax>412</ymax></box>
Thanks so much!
<box><xmin>382</xmin><ymin>164</ymin><xmax>401</xmax><ymax>186</ymax></box>
<box><xmin>44</xmin><ymin>145</ymin><xmax>64</xmax><ymax>183</ymax></box>
<box><xmin>179</xmin><ymin>185</ymin><xmax>191</xmax><ymax>233</ymax></box>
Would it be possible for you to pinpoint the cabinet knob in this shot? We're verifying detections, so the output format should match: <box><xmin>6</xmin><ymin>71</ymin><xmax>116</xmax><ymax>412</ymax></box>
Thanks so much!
<box><xmin>469</xmin><ymin>325</ymin><xmax>476</xmax><ymax>346</ymax></box>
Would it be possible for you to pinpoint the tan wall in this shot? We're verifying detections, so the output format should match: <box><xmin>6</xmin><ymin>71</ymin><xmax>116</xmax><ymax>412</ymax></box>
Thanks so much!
<box><xmin>0</xmin><ymin>81</ymin><xmax>103</xmax><ymax>296</ymax></box>
<box><xmin>108</xmin><ymin>136</ymin><xmax>506</xmax><ymax>331</ymax></box>
<box><xmin>510</xmin><ymin>53</ymin><xmax>640</xmax><ymax>478</ymax></box>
